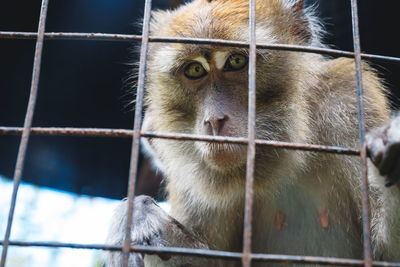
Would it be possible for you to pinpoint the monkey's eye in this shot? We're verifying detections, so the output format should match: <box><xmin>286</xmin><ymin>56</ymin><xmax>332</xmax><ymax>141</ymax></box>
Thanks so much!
<box><xmin>184</xmin><ymin>62</ymin><xmax>207</xmax><ymax>79</ymax></box>
<box><xmin>224</xmin><ymin>54</ymin><xmax>248</xmax><ymax>71</ymax></box>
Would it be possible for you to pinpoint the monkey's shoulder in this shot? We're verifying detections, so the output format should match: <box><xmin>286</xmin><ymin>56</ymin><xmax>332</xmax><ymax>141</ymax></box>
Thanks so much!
<box><xmin>314</xmin><ymin>57</ymin><xmax>388</xmax><ymax>109</ymax></box>
<box><xmin>305</xmin><ymin>57</ymin><xmax>390</xmax><ymax>137</ymax></box>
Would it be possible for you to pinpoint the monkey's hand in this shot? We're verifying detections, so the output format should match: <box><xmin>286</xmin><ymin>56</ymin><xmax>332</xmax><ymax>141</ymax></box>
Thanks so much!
<box><xmin>104</xmin><ymin>195</ymin><xmax>208</xmax><ymax>267</ymax></box>
<box><xmin>366</xmin><ymin>115</ymin><xmax>400</xmax><ymax>187</ymax></box>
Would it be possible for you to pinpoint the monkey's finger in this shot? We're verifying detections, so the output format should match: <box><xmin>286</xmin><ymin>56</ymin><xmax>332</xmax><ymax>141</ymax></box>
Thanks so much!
<box><xmin>133</xmin><ymin>253</ymin><xmax>145</xmax><ymax>267</ymax></box>
<box><xmin>387</xmin><ymin>115</ymin><xmax>400</xmax><ymax>142</ymax></box>
<box><xmin>383</xmin><ymin>116</ymin><xmax>400</xmax><ymax>185</ymax></box>
<box><xmin>385</xmin><ymin>157</ymin><xmax>400</xmax><ymax>187</ymax></box>
<box><xmin>365</xmin><ymin>129</ymin><xmax>386</xmax><ymax>167</ymax></box>
<box><xmin>379</xmin><ymin>142</ymin><xmax>400</xmax><ymax>176</ymax></box>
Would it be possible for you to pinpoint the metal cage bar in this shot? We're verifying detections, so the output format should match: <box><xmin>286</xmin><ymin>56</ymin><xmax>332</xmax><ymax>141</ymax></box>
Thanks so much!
<box><xmin>350</xmin><ymin>1</ymin><xmax>373</xmax><ymax>266</ymax></box>
<box><xmin>1</xmin><ymin>240</ymin><xmax>400</xmax><ymax>267</ymax></box>
<box><xmin>1</xmin><ymin>31</ymin><xmax>400</xmax><ymax>65</ymax></box>
<box><xmin>1</xmin><ymin>0</ymin><xmax>400</xmax><ymax>266</ymax></box>
<box><xmin>0</xmin><ymin>127</ymin><xmax>361</xmax><ymax>155</ymax></box>
<box><xmin>242</xmin><ymin>0</ymin><xmax>257</xmax><ymax>266</ymax></box>
<box><xmin>0</xmin><ymin>0</ymin><xmax>49</xmax><ymax>266</ymax></box>
<box><xmin>122</xmin><ymin>0</ymin><xmax>152</xmax><ymax>266</ymax></box>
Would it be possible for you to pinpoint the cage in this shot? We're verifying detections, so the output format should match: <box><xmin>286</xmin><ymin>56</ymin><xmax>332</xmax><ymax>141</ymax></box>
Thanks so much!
<box><xmin>1</xmin><ymin>0</ymin><xmax>400</xmax><ymax>266</ymax></box>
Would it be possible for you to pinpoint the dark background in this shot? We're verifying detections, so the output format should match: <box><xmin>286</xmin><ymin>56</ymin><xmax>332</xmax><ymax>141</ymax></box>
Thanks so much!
<box><xmin>0</xmin><ymin>0</ymin><xmax>399</xmax><ymax>200</ymax></box>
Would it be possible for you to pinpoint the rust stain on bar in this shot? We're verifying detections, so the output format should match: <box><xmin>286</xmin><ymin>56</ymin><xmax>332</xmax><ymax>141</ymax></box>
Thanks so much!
<box><xmin>242</xmin><ymin>0</ymin><xmax>257</xmax><ymax>266</ymax></box>
<box><xmin>142</xmin><ymin>131</ymin><xmax>361</xmax><ymax>155</ymax></box>
<box><xmin>1</xmin><ymin>240</ymin><xmax>400</xmax><ymax>266</ymax></box>
<box><xmin>360</xmin><ymin>145</ymin><xmax>373</xmax><ymax>267</ymax></box>
<box><xmin>1</xmin><ymin>31</ymin><xmax>400</xmax><ymax>64</ymax></box>
<box><xmin>0</xmin><ymin>0</ymin><xmax>49</xmax><ymax>266</ymax></box>
<box><xmin>350</xmin><ymin>0</ymin><xmax>373</xmax><ymax>267</ymax></box>
<box><xmin>122</xmin><ymin>0</ymin><xmax>153</xmax><ymax>266</ymax></box>
<box><xmin>0</xmin><ymin>126</ymin><xmax>134</xmax><ymax>137</ymax></box>
<box><xmin>0</xmin><ymin>127</ymin><xmax>360</xmax><ymax>155</ymax></box>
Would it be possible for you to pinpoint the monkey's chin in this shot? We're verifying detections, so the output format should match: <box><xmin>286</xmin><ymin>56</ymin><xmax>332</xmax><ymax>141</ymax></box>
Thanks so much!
<box><xmin>202</xmin><ymin>145</ymin><xmax>247</xmax><ymax>171</ymax></box>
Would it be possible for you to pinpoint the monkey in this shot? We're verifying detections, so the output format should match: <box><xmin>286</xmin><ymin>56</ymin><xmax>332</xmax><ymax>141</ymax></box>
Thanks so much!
<box><xmin>104</xmin><ymin>0</ymin><xmax>400</xmax><ymax>266</ymax></box>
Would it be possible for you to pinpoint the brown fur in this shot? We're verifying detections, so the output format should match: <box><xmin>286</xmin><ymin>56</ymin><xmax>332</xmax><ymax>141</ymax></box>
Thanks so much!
<box><xmin>106</xmin><ymin>1</ymin><xmax>400</xmax><ymax>266</ymax></box>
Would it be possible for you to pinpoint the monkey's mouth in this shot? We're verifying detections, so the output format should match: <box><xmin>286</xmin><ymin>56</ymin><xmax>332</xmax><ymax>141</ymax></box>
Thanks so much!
<box><xmin>199</xmin><ymin>143</ymin><xmax>247</xmax><ymax>169</ymax></box>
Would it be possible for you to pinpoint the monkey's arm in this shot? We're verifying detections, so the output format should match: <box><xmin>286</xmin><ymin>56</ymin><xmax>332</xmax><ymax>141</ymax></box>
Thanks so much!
<box><xmin>104</xmin><ymin>195</ymin><xmax>209</xmax><ymax>267</ymax></box>
<box><xmin>366</xmin><ymin>115</ymin><xmax>400</xmax><ymax>261</ymax></box>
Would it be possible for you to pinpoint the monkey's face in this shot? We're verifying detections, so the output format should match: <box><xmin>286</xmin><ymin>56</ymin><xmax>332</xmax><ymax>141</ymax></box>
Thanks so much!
<box><xmin>146</xmin><ymin>48</ymin><xmax>251</xmax><ymax>171</ymax></box>
<box><xmin>143</xmin><ymin>0</ymin><xmax>313</xmax><ymax>174</ymax></box>
<box><xmin>185</xmin><ymin>52</ymin><xmax>250</xmax><ymax>170</ymax></box>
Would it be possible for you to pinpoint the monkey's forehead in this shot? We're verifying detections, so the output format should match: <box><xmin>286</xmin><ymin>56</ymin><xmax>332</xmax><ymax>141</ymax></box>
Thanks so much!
<box><xmin>146</xmin><ymin>0</ymin><xmax>305</xmax><ymax>73</ymax></box>
<box><xmin>150</xmin><ymin>0</ymin><xmax>285</xmax><ymax>42</ymax></box>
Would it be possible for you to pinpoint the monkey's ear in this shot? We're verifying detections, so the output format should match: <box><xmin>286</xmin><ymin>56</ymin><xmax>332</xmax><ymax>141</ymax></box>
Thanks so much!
<box><xmin>289</xmin><ymin>0</ymin><xmax>312</xmax><ymax>44</ymax></box>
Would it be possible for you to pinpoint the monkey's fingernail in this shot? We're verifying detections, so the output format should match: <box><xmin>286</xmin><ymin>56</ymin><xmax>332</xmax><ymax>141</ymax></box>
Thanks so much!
<box><xmin>159</xmin><ymin>252</ymin><xmax>172</xmax><ymax>261</ymax></box>
<box><xmin>385</xmin><ymin>180</ymin><xmax>394</xmax><ymax>187</ymax></box>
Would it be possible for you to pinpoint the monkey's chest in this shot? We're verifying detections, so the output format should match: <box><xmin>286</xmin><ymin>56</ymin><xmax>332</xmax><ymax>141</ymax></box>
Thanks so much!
<box><xmin>251</xmin><ymin>189</ymin><xmax>363</xmax><ymax>261</ymax></box>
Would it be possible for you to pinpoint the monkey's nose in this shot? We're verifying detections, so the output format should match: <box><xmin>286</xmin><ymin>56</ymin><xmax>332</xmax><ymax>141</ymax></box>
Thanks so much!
<box><xmin>204</xmin><ymin>115</ymin><xmax>229</xmax><ymax>136</ymax></box>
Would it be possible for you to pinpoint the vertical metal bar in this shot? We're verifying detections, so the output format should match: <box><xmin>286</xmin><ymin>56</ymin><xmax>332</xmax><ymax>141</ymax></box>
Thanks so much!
<box><xmin>0</xmin><ymin>1</ymin><xmax>49</xmax><ymax>266</ymax></box>
<box><xmin>242</xmin><ymin>0</ymin><xmax>257</xmax><ymax>266</ymax></box>
<box><xmin>360</xmin><ymin>144</ymin><xmax>372</xmax><ymax>266</ymax></box>
<box><xmin>351</xmin><ymin>0</ymin><xmax>365</xmax><ymax>142</ymax></box>
<box><xmin>122</xmin><ymin>0</ymin><xmax>152</xmax><ymax>266</ymax></box>
<box><xmin>350</xmin><ymin>1</ymin><xmax>373</xmax><ymax>267</ymax></box>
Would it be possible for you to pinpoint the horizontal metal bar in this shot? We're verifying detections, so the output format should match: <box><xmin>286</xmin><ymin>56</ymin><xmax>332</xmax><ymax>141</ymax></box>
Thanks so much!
<box><xmin>0</xmin><ymin>126</ymin><xmax>132</xmax><ymax>137</ymax></box>
<box><xmin>0</xmin><ymin>31</ymin><xmax>399</xmax><ymax>64</ymax></box>
<box><xmin>142</xmin><ymin>132</ymin><xmax>360</xmax><ymax>155</ymax></box>
<box><xmin>0</xmin><ymin>126</ymin><xmax>360</xmax><ymax>155</ymax></box>
<box><xmin>1</xmin><ymin>240</ymin><xmax>399</xmax><ymax>266</ymax></box>
<box><xmin>0</xmin><ymin>31</ymin><xmax>141</xmax><ymax>41</ymax></box>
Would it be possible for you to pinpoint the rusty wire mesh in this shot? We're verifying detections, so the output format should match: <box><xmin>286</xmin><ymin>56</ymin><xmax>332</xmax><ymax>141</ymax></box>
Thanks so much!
<box><xmin>1</xmin><ymin>0</ymin><xmax>400</xmax><ymax>266</ymax></box>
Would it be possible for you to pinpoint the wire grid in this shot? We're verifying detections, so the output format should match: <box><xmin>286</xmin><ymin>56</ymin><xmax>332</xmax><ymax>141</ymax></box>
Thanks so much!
<box><xmin>1</xmin><ymin>0</ymin><xmax>400</xmax><ymax>266</ymax></box>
